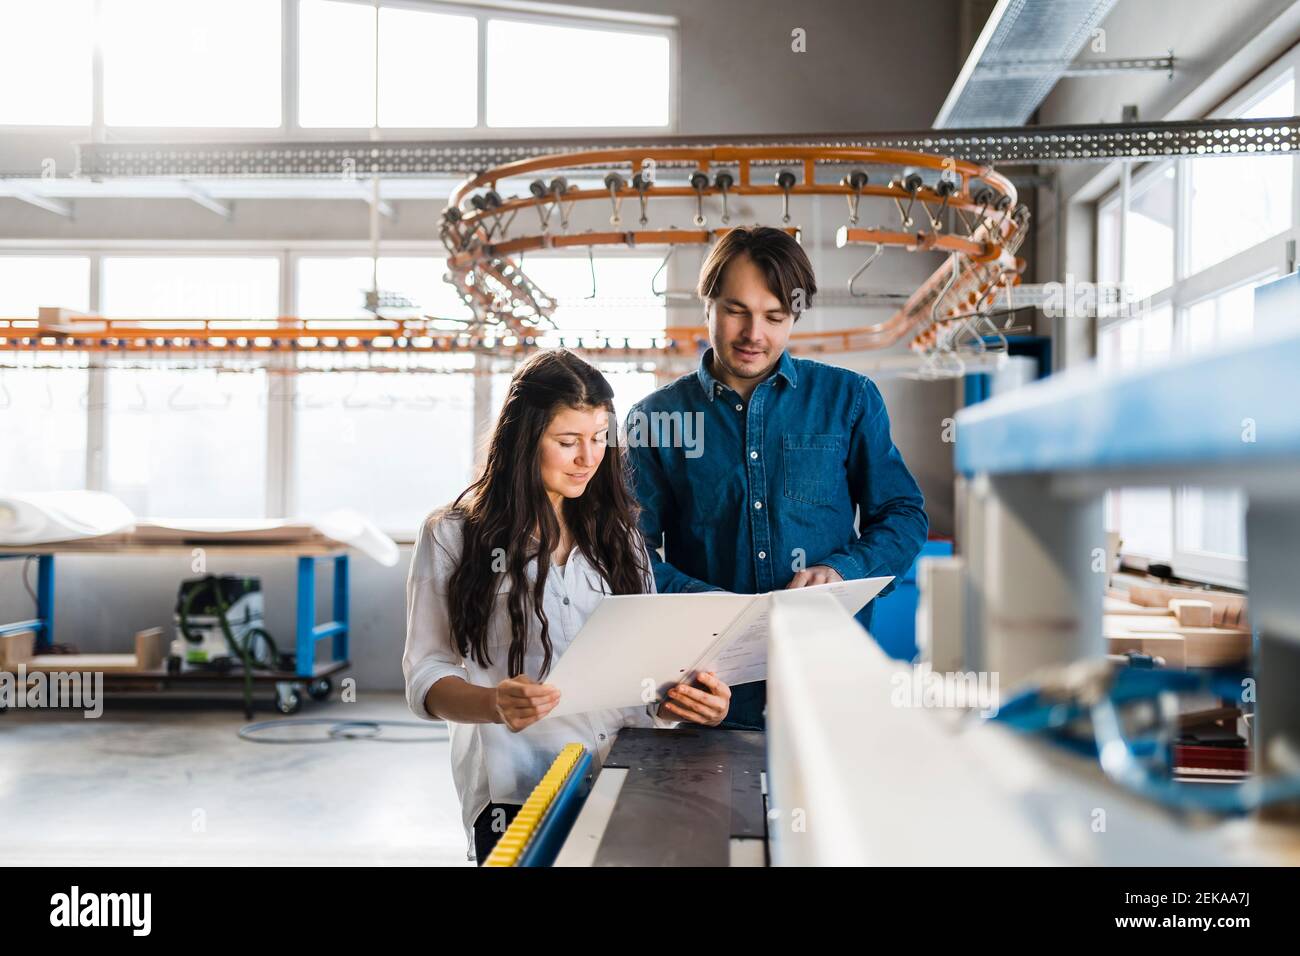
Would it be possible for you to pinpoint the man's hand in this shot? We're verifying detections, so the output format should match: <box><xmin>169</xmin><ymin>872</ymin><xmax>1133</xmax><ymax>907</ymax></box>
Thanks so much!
<box><xmin>785</xmin><ymin>565</ymin><xmax>843</xmax><ymax>589</ymax></box>
<box><xmin>494</xmin><ymin>674</ymin><xmax>560</xmax><ymax>732</ymax></box>
<box><xmin>660</xmin><ymin>671</ymin><xmax>731</xmax><ymax>726</ymax></box>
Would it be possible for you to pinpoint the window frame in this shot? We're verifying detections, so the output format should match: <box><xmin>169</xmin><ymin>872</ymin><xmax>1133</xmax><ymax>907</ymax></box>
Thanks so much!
<box><xmin>0</xmin><ymin>0</ymin><xmax>679</xmax><ymax>138</ymax></box>
<box><xmin>1094</xmin><ymin>48</ymin><xmax>1300</xmax><ymax>589</ymax></box>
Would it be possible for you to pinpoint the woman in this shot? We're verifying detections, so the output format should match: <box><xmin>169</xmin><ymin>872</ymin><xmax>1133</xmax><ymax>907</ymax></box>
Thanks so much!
<box><xmin>403</xmin><ymin>348</ymin><xmax>731</xmax><ymax>863</ymax></box>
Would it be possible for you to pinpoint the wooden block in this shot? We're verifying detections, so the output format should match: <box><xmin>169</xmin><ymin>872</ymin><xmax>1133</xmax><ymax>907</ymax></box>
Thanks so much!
<box><xmin>1182</xmin><ymin>631</ymin><xmax>1252</xmax><ymax>668</ymax></box>
<box><xmin>1170</xmin><ymin>599</ymin><xmax>1213</xmax><ymax>627</ymax></box>
<box><xmin>1127</xmin><ymin>585</ymin><xmax>1172</xmax><ymax>608</ymax></box>
<box><xmin>1104</xmin><ymin>596</ymin><xmax>1172</xmax><ymax>616</ymax></box>
<box><xmin>916</xmin><ymin>556</ymin><xmax>964</xmax><ymax>673</ymax></box>
<box><xmin>1108</xmin><ymin>633</ymin><xmax>1187</xmax><ymax>668</ymax></box>
<box><xmin>27</xmin><ymin>653</ymin><xmax>144</xmax><ymax>673</ymax></box>
<box><xmin>1105</xmin><ymin>618</ymin><xmax>1251</xmax><ymax>668</ymax></box>
<box><xmin>1124</xmin><ymin>583</ymin><xmax>1247</xmax><ymax>629</ymax></box>
<box><xmin>134</xmin><ymin>627</ymin><xmax>166</xmax><ymax>671</ymax></box>
<box><xmin>0</xmin><ymin>631</ymin><xmax>35</xmax><ymax>670</ymax></box>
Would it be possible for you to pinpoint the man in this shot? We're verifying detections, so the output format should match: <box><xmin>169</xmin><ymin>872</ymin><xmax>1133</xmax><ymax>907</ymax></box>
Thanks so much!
<box><xmin>626</xmin><ymin>225</ymin><xmax>929</xmax><ymax>730</ymax></box>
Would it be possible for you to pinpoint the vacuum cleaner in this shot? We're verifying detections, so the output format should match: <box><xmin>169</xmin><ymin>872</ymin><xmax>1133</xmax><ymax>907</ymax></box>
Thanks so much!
<box><xmin>171</xmin><ymin>574</ymin><xmax>290</xmax><ymax>716</ymax></box>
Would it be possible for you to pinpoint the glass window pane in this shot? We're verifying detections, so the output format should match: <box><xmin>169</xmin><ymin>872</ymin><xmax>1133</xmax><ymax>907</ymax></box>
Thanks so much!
<box><xmin>0</xmin><ymin>257</ymin><xmax>92</xmax><ymax>492</ymax></box>
<box><xmin>102</xmin><ymin>257</ymin><xmax>279</xmax><ymax>318</ymax></box>
<box><xmin>1184</xmin><ymin>280</ymin><xmax>1260</xmax><ymax>354</ymax></box>
<box><xmin>293</xmin><ymin>357</ymin><xmax>475</xmax><ymax>533</ymax></box>
<box><xmin>105</xmin><ymin>367</ymin><xmax>267</xmax><ymax>517</ymax></box>
<box><xmin>303</xmin><ymin>1</ymin><xmax>478</xmax><ymax>128</ymax></box>
<box><xmin>1186</xmin><ymin>78</ymin><xmax>1295</xmax><ymax>275</ymax></box>
<box><xmin>1140</xmin><ymin>303</ymin><xmax>1172</xmax><ymax>362</ymax></box>
<box><xmin>1115</xmin><ymin>487</ymin><xmax>1174</xmax><ymax>561</ymax></box>
<box><xmin>296</xmin><ymin>256</ymin><xmax>471</xmax><ymax>321</ymax></box>
<box><xmin>0</xmin><ymin>0</ymin><xmax>93</xmax><ymax>125</ymax></box>
<box><xmin>0</xmin><ymin>367</ymin><xmax>88</xmax><ymax>492</ymax></box>
<box><xmin>0</xmin><ymin>256</ymin><xmax>91</xmax><ymax>316</ymax></box>
<box><xmin>299</xmin><ymin>0</ymin><xmax>376</xmax><ymax>128</ymax></box>
<box><xmin>1124</xmin><ymin>164</ymin><xmax>1175</xmax><ymax>299</ymax></box>
<box><xmin>487</xmin><ymin>20</ymin><xmax>669</xmax><ymax>127</ymax></box>
<box><xmin>1178</xmin><ymin>487</ymin><xmax>1246</xmax><ymax>559</ymax></box>
<box><xmin>379</xmin><ymin>7</ymin><xmax>476</xmax><ymax>127</ymax></box>
<box><xmin>515</xmin><ymin>256</ymin><xmax>667</xmax><ymax>417</ymax></box>
<box><xmin>103</xmin><ymin>0</ymin><xmax>280</xmax><ymax>127</ymax></box>
<box><xmin>1096</xmin><ymin>322</ymin><xmax>1119</xmax><ymax>369</ymax></box>
<box><xmin>1097</xmin><ymin>199</ymin><xmax>1120</xmax><ymax>286</ymax></box>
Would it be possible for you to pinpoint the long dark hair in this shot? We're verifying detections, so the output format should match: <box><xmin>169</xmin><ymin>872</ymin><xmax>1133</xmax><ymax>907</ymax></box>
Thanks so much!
<box><xmin>446</xmin><ymin>348</ymin><xmax>650</xmax><ymax>678</ymax></box>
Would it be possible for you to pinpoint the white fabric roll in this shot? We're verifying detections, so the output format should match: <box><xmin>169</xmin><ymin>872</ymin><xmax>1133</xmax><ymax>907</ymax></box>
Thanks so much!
<box><xmin>0</xmin><ymin>491</ymin><xmax>137</xmax><ymax>545</ymax></box>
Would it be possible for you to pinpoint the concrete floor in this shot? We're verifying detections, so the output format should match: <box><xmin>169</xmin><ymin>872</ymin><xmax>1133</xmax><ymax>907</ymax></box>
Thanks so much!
<box><xmin>0</xmin><ymin>691</ymin><xmax>471</xmax><ymax>866</ymax></box>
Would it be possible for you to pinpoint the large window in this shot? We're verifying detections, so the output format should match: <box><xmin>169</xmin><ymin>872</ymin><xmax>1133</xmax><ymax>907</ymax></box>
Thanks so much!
<box><xmin>0</xmin><ymin>0</ymin><xmax>94</xmax><ymax>125</ymax></box>
<box><xmin>1185</xmin><ymin>77</ymin><xmax>1295</xmax><ymax>275</ymax></box>
<box><xmin>102</xmin><ymin>0</ymin><xmax>281</xmax><ymax>127</ymax></box>
<box><xmin>295</xmin><ymin>255</ymin><xmax>470</xmax><ymax>321</ymax></box>
<box><xmin>293</xmin><ymin>256</ymin><xmax>476</xmax><ymax>532</ymax></box>
<box><xmin>294</xmin><ymin>356</ymin><xmax>475</xmax><ymax>533</ymax></box>
<box><xmin>488</xmin><ymin>255</ymin><xmax>668</xmax><ymax>424</ymax></box>
<box><xmin>298</xmin><ymin>0</ymin><xmax>477</xmax><ymax>128</ymax></box>
<box><xmin>1124</xmin><ymin>163</ymin><xmax>1176</xmax><ymax>301</ymax></box>
<box><xmin>485</xmin><ymin>19</ymin><xmax>670</xmax><ymax>128</ymax></box>
<box><xmin>1094</xmin><ymin>63</ymin><xmax>1297</xmax><ymax>588</ymax></box>
<box><xmin>104</xmin><ymin>367</ymin><xmax>269</xmax><ymax>517</ymax></box>
<box><xmin>1</xmin><ymin>0</ymin><xmax>674</xmax><ymax>132</ymax></box>
<box><xmin>100</xmin><ymin>257</ymin><xmax>279</xmax><ymax>517</ymax></box>
<box><xmin>0</xmin><ymin>256</ymin><xmax>92</xmax><ymax>493</ymax></box>
<box><xmin>102</xmin><ymin>256</ymin><xmax>280</xmax><ymax>319</ymax></box>
<box><xmin>3</xmin><ymin>248</ymin><xmax>670</xmax><ymax>534</ymax></box>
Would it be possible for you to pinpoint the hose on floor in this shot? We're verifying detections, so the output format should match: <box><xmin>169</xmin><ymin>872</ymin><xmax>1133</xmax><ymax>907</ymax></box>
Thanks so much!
<box><xmin>237</xmin><ymin>717</ymin><xmax>450</xmax><ymax>744</ymax></box>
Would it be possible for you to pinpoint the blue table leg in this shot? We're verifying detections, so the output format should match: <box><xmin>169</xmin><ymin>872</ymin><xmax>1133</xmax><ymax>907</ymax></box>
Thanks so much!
<box><xmin>296</xmin><ymin>556</ymin><xmax>315</xmax><ymax>678</ymax></box>
<box><xmin>36</xmin><ymin>555</ymin><xmax>54</xmax><ymax>652</ymax></box>
<box><xmin>332</xmin><ymin>554</ymin><xmax>349</xmax><ymax>663</ymax></box>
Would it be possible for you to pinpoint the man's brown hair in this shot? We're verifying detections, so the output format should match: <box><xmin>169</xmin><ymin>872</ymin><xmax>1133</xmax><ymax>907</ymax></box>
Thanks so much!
<box><xmin>696</xmin><ymin>226</ymin><xmax>817</xmax><ymax>320</ymax></box>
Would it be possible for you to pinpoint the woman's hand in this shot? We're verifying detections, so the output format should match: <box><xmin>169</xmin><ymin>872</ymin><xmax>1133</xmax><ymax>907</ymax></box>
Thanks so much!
<box><xmin>494</xmin><ymin>674</ymin><xmax>560</xmax><ymax>732</ymax></box>
<box><xmin>660</xmin><ymin>671</ymin><xmax>731</xmax><ymax>726</ymax></box>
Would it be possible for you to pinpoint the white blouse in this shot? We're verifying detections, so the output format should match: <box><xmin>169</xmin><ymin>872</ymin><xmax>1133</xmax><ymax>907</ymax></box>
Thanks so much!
<box><xmin>402</xmin><ymin>509</ymin><xmax>672</xmax><ymax>859</ymax></box>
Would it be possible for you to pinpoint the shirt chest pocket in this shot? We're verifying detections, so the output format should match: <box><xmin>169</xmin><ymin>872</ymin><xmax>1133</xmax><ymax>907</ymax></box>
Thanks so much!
<box><xmin>782</xmin><ymin>433</ymin><xmax>844</xmax><ymax>506</ymax></box>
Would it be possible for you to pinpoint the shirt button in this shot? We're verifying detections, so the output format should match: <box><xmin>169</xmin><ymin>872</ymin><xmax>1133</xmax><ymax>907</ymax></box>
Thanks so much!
<box><xmin>563</xmin><ymin>597</ymin><xmax>570</xmax><ymax>605</ymax></box>
<box><xmin>750</xmin><ymin>450</ymin><xmax>758</xmax><ymax>459</ymax></box>
<box><xmin>758</xmin><ymin>551</ymin><xmax>766</xmax><ymax>559</ymax></box>
<box><xmin>754</xmin><ymin>501</ymin><xmax>762</xmax><ymax>510</ymax></box>
<box><xmin>735</xmin><ymin>403</ymin><xmax>743</xmax><ymax>411</ymax></box>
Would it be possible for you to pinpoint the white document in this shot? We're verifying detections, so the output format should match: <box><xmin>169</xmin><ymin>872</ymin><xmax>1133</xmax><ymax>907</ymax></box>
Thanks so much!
<box><xmin>544</xmin><ymin>576</ymin><xmax>893</xmax><ymax>718</ymax></box>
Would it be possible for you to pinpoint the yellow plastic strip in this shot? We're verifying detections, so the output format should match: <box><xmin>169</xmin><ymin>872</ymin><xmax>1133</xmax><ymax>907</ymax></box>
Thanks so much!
<box><xmin>483</xmin><ymin>743</ymin><xmax>585</xmax><ymax>867</ymax></box>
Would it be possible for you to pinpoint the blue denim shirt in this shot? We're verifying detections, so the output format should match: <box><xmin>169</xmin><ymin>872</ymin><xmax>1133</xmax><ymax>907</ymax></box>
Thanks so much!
<box><xmin>625</xmin><ymin>347</ymin><xmax>929</xmax><ymax>729</ymax></box>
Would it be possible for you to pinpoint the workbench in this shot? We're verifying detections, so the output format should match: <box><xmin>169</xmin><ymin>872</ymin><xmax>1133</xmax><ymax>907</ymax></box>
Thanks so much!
<box><xmin>0</xmin><ymin>540</ymin><xmax>351</xmax><ymax>714</ymax></box>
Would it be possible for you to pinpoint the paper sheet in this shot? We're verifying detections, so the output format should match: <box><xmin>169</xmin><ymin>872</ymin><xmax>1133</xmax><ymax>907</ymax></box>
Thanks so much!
<box><xmin>545</xmin><ymin>575</ymin><xmax>893</xmax><ymax>718</ymax></box>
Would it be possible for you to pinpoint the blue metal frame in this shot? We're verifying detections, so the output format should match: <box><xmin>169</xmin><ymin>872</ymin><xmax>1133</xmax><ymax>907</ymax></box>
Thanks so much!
<box><xmin>0</xmin><ymin>553</ymin><xmax>54</xmax><ymax>650</ymax></box>
<box><xmin>295</xmin><ymin>553</ymin><xmax>350</xmax><ymax>678</ymax></box>
<box><xmin>2</xmin><ymin>551</ymin><xmax>348</xmax><ymax>674</ymax></box>
<box><xmin>956</xmin><ymin>330</ymin><xmax>1300</xmax><ymax>475</ymax></box>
